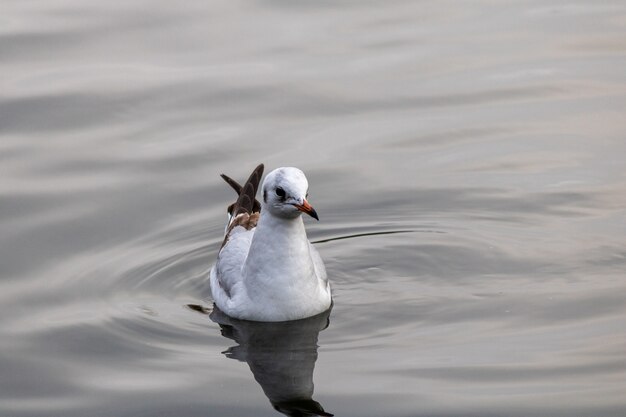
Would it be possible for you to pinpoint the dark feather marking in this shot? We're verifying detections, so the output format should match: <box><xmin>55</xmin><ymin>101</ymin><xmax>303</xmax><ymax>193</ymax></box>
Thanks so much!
<box><xmin>220</xmin><ymin>212</ymin><xmax>260</xmax><ymax>249</ymax></box>
<box><xmin>219</xmin><ymin>164</ymin><xmax>264</xmax><ymax>249</ymax></box>
<box><xmin>220</xmin><ymin>173</ymin><xmax>243</xmax><ymax>194</ymax></box>
<box><xmin>220</xmin><ymin>164</ymin><xmax>264</xmax><ymax>216</ymax></box>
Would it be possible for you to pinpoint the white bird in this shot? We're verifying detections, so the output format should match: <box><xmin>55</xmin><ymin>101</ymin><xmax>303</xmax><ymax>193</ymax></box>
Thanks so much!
<box><xmin>209</xmin><ymin>164</ymin><xmax>332</xmax><ymax>322</ymax></box>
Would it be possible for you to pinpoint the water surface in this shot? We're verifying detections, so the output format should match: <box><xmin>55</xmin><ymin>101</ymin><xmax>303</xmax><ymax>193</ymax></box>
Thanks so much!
<box><xmin>1</xmin><ymin>1</ymin><xmax>626</xmax><ymax>416</ymax></box>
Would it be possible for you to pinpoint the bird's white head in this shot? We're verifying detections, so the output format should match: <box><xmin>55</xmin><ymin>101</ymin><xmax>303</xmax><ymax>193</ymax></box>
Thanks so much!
<box><xmin>261</xmin><ymin>167</ymin><xmax>319</xmax><ymax>221</ymax></box>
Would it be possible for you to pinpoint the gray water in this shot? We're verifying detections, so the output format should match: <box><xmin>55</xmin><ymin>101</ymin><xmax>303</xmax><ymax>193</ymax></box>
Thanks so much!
<box><xmin>2</xmin><ymin>1</ymin><xmax>626</xmax><ymax>416</ymax></box>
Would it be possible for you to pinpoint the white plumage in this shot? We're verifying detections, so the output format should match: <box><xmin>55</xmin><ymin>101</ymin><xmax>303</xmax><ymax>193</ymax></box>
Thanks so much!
<box><xmin>209</xmin><ymin>164</ymin><xmax>331</xmax><ymax>322</ymax></box>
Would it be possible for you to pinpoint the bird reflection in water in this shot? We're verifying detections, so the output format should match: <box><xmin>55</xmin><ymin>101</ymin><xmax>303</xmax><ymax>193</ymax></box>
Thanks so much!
<box><xmin>207</xmin><ymin>305</ymin><xmax>333</xmax><ymax>417</ymax></box>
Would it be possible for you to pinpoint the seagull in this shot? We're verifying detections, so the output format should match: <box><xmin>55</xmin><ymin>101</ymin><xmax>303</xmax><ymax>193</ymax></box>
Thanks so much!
<box><xmin>209</xmin><ymin>164</ymin><xmax>332</xmax><ymax>322</ymax></box>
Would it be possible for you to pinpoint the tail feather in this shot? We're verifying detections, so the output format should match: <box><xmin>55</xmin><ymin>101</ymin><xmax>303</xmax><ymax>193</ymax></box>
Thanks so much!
<box><xmin>221</xmin><ymin>163</ymin><xmax>264</xmax><ymax>219</ymax></box>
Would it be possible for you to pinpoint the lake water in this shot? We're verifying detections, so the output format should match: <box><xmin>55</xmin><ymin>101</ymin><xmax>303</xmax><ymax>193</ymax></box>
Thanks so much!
<box><xmin>1</xmin><ymin>1</ymin><xmax>625</xmax><ymax>416</ymax></box>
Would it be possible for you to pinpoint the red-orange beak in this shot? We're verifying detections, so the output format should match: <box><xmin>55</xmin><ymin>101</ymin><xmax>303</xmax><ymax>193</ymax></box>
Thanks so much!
<box><xmin>294</xmin><ymin>199</ymin><xmax>319</xmax><ymax>221</ymax></box>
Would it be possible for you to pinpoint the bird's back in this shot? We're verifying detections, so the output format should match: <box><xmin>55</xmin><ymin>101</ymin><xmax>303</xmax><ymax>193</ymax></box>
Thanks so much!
<box><xmin>210</xmin><ymin>164</ymin><xmax>264</xmax><ymax>312</ymax></box>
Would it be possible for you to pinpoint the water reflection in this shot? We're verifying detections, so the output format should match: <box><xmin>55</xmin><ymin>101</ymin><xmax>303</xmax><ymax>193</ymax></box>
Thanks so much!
<box><xmin>209</xmin><ymin>307</ymin><xmax>333</xmax><ymax>417</ymax></box>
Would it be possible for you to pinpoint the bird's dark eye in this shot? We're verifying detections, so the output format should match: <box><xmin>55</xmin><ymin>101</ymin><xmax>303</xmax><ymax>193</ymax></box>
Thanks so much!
<box><xmin>275</xmin><ymin>187</ymin><xmax>286</xmax><ymax>198</ymax></box>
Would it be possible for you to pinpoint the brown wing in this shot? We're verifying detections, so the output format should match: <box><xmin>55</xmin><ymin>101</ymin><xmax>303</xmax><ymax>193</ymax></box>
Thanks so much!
<box><xmin>219</xmin><ymin>163</ymin><xmax>264</xmax><ymax>248</ymax></box>
<box><xmin>220</xmin><ymin>171</ymin><xmax>263</xmax><ymax>216</ymax></box>
<box><xmin>220</xmin><ymin>163</ymin><xmax>263</xmax><ymax>217</ymax></box>
<box><xmin>222</xmin><ymin>163</ymin><xmax>264</xmax><ymax>218</ymax></box>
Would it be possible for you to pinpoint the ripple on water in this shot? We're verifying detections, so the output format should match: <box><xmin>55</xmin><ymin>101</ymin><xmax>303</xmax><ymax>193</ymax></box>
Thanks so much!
<box><xmin>2</xmin><ymin>1</ymin><xmax>626</xmax><ymax>416</ymax></box>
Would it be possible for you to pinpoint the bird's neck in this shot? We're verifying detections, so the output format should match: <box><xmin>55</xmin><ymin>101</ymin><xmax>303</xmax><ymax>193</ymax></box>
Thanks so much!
<box><xmin>243</xmin><ymin>212</ymin><xmax>315</xmax><ymax>282</ymax></box>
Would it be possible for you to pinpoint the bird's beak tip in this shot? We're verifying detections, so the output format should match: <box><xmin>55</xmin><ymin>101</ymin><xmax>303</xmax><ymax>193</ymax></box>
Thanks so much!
<box><xmin>295</xmin><ymin>199</ymin><xmax>319</xmax><ymax>221</ymax></box>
